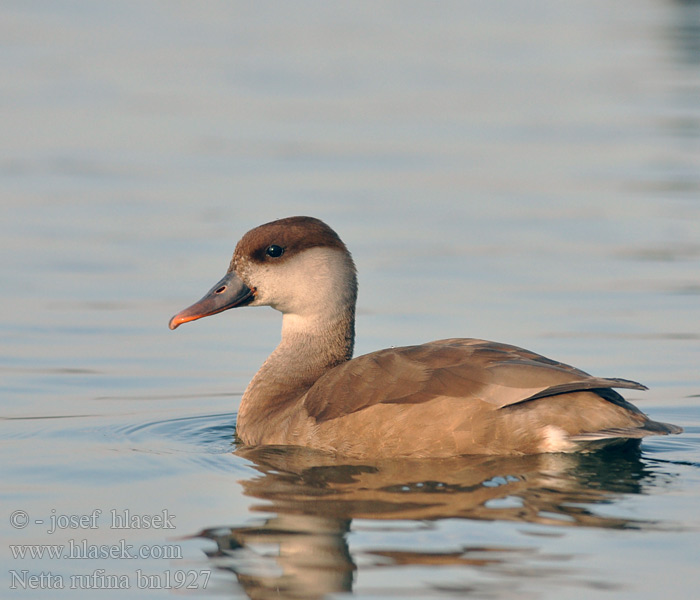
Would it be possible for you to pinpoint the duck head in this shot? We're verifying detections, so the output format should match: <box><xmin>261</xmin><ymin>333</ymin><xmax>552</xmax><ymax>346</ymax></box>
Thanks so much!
<box><xmin>169</xmin><ymin>216</ymin><xmax>357</xmax><ymax>330</ymax></box>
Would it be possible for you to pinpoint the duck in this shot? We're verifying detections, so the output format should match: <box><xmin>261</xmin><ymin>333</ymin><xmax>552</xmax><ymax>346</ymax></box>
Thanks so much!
<box><xmin>169</xmin><ymin>216</ymin><xmax>682</xmax><ymax>458</ymax></box>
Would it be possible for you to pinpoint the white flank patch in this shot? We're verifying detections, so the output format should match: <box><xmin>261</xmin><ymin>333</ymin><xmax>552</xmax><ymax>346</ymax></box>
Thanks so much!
<box><xmin>539</xmin><ymin>425</ymin><xmax>576</xmax><ymax>453</ymax></box>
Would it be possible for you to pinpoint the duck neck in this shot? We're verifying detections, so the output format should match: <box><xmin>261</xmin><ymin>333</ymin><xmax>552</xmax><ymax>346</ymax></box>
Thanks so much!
<box><xmin>237</xmin><ymin>308</ymin><xmax>355</xmax><ymax>427</ymax></box>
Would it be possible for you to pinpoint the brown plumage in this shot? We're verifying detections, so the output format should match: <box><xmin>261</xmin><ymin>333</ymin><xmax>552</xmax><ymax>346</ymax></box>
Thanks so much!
<box><xmin>169</xmin><ymin>216</ymin><xmax>682</xmax><ymax>458</ymax></box>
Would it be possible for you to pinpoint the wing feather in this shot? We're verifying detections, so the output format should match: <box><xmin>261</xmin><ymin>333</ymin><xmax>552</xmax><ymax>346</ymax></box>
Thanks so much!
<box><xmin>303</xmin><ymin>339</ymin><xmax>646</xmax><ymax>423</ymax></box>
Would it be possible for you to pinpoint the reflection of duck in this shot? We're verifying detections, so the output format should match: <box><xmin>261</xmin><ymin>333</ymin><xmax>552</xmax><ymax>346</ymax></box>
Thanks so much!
<box><xmin>233</xmin><ymin>445</ymin><xmax>654</xmax><ymax>525</ymax></box>
<box><xmin>194</xmin><ymin>446</ymin><xmax>666</xmax><ymax>600</ymax></box>
<box><xmin>170</xmin><ymin>216</ymin><xmax>681</xmax><ymax>457</ymax></box>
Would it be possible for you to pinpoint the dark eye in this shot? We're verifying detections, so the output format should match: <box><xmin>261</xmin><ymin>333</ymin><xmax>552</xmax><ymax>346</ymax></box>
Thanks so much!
<box><xmin>265</xmin><ymin>244</ymin><xmax>284</xmax><ymax>258</ymax></box>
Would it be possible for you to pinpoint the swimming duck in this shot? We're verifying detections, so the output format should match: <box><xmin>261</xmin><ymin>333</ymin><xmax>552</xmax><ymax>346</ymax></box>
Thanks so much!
<box><xmin>169</xmin><ymin>216</ymin><xmax>681</xmax><ymax>457</ymax></box>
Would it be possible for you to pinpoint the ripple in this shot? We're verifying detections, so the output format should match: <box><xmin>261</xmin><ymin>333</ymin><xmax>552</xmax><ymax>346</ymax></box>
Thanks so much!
<box><xmin>111</xmin><ymin>412</ymin><xmax>237</xmax><ymax>455</ymax></box>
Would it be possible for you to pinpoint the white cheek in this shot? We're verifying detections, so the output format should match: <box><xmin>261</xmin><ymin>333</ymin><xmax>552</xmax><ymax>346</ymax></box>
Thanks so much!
<box><xmin>246</xmin><ymin>247</ymin><xmax>354</xmax><ymax>318</ymax></box>
<box><xmin>244</xmin><ymin>267</ymin><xmax>273</xmax><ymax>306</ymax></box>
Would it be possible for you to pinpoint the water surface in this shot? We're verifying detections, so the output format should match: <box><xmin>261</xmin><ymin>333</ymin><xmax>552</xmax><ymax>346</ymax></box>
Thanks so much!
<box><xmin>2</xmin><ymin>1</ymin><xmax>700</xmax><ymax>598</ymax></box>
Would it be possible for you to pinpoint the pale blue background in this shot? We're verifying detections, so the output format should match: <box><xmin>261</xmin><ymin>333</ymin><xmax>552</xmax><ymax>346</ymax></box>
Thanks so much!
<box><xmin>2</xmin><ymin>2</ymin><xmax>699</xmax><ymax>598</ymax></box>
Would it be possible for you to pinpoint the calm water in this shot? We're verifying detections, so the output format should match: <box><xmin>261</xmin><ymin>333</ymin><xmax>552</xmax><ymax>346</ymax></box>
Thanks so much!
<box><xmin>2</xmin><ymin>1</ymin><xmax>700</xmax><ymax>598</ymax></box>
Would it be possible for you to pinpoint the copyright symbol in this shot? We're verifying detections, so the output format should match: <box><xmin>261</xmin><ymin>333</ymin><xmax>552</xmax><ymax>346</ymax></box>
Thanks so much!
<box><xmin>10</xmin><ymin>510</ymin><xmax>29</xmax><ymax>529</ymax></box>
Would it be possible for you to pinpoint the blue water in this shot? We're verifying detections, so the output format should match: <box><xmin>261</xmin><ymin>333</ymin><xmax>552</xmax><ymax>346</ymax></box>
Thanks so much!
<box><xmin>2</xmin><ymin>1</ymin><xmax>700</xmax><ymax>598</ymax></box>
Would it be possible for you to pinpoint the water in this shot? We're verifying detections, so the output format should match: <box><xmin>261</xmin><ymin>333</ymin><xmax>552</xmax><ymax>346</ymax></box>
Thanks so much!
<box><xmin>2</xmin><ymin>1</ymin><xmax>699</xmax><ymax>598</ymax></box>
